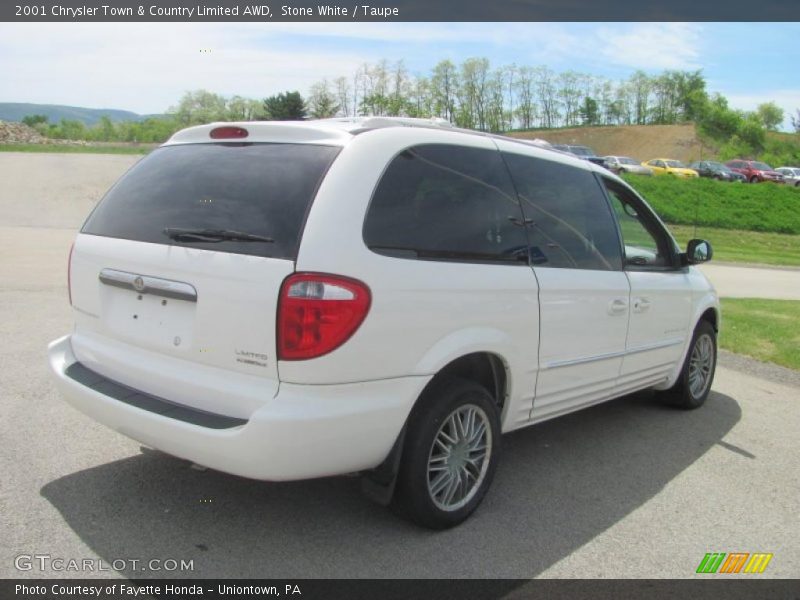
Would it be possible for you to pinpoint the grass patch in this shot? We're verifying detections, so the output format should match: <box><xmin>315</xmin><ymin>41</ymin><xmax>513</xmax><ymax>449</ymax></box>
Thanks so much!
<box><xmin>668</xmin><ymin>224</ymin><xmax>800</xmax><ymax>267</ymax></box>
<box><xmin>622</xmin><ymin>173</ymin><xmax>800</xmax><ymax>234</ymax></box>
<box><xmin>720</xmin><ymin>298</ymin><xmax>800</xmax><ymax>370</ymax></box>
<box><xmin>0</xmin><ymin>143</ymin><xmax>151</xmax><ymax>155</ymax></box>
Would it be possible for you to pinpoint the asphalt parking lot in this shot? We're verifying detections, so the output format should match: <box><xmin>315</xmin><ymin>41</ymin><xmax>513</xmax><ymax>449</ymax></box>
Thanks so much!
<box><xmin>1</xmin><ymin>153</ymin><xmax>798</xmax><ymax>579</ymax></box>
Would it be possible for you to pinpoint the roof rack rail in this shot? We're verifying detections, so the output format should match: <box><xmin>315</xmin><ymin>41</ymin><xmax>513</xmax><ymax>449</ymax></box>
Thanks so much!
<box><xmin>312</xmin><ymin>116</ymin><xmax>553</xmax><ymax>151</ymax></box>
<box><xmin>315</xmin><ymin>116</ymin><xmax>455</xmax><ymax>130</ymax></box>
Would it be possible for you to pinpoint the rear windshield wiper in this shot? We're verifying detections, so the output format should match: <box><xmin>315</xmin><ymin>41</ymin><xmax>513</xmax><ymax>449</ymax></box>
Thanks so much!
<box><xmin>163</xmin><ymin>228</ymin><xmax>274</xmax><ymax>243</ymax></box>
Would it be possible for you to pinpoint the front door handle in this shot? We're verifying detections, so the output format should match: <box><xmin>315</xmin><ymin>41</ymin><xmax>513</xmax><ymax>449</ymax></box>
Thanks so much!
<box><xmin>608</xmin><ymin>298</ymin><xmax>628</xmax><ymax>315</ymax></box>
<box><xmin>633</xmin><ymin>297</ymin><xmax>651</xmax><ymax>313</ymax></box>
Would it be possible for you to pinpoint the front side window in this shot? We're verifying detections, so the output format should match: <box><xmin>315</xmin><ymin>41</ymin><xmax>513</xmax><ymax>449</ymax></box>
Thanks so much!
<box><xmin>502</xmin><ymin>152</ymin><xmax>622</xmax><ymax>271</ymax></box>
<box><xmin>602</xmin><ymin>178</ymin><xmax>674</xmax><ymax>269</ymax></box>
<box><xmin>363</xmin><ymin>144</ymin><xmax>529</xmax><ymax>264</ymax></box>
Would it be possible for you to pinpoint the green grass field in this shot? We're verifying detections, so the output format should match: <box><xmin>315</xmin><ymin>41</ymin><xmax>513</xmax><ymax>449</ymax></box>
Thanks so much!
<box><xmin>0</xmin><ymin>143</ymin><xmax>151</xmax><ymax>155</ymax></box>
<box><xmin>719</xmin><ymin>299</ymin><xmax>800</xmax><ymax>370</ymax></box>
<box><xmin>668</xmin><ymin>224</ymin><xmax>800</xmax><ymax>267</ymax></box>
<box><xmin>623</xmin><ymin>173</ymin><xmax>800</xmax><ymax>234</ymax></box>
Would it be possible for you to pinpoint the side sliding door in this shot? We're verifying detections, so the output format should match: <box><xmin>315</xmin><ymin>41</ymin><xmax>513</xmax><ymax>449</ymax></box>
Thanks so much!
<box><xmin>500</xmin><ymin>148</ymin><xmax>630</xmax><ymax>422</ymax></box>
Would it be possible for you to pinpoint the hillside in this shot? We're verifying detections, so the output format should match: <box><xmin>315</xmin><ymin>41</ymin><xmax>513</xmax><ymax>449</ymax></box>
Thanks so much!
<box><xmin>0</xmin><ymin>103</ymin><xmax>160</xmax><ymax>126</ymax></box>
<box><xmin>510</xmin><ymin>124</ymin><xmax>708</xmax><ymax>163</ymax></box>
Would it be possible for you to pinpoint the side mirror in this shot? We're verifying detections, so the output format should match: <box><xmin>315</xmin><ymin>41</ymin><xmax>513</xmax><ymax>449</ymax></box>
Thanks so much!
<box><xmin>684</xmin><ymin>239</ymin><xmax>713</xmax><ymax>265</ymax></box>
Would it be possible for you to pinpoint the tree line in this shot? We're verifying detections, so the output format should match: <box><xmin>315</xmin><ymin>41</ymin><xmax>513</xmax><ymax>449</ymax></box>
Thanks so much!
<box><xmin>19</xmin><ymin>57</ymin><xmax>797</xmax><ymax>162</ymax></box>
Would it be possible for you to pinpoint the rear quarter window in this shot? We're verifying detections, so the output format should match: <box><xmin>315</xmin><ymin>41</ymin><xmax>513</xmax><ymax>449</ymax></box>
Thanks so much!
<box><xmin>82</xmin><ymin>143</ymin><xmax>340</xmax><ymax>259</ymax></box>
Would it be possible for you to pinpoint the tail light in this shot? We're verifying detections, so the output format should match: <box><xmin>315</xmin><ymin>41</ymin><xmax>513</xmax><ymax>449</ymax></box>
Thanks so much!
<box><xmin>67</xmin><ymin>242</ymin><xmax>74</xmax><ymax>305</ymax></box>
<box><xmin>278</xmin><ymin>273</ymin><xmax>371</xmax><ymax>361</ymax></box>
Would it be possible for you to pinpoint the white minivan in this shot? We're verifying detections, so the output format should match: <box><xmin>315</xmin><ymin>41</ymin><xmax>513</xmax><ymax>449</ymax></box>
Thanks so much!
<box><xmin>48</xmin><ymin>118</ymin><xmax>719</xmax><ymax>528</ymax></box>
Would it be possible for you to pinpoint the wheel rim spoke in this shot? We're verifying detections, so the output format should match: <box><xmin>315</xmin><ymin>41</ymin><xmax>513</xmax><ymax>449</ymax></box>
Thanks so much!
<box><xmin>427</xmin><ymin>402</ymin><xmax>493</xmax><ymax>512</ymax></box>
<box><xmin>688</xmin><ymin>334</ymin><xmax>714</xmax><ymax>399</ymax></box>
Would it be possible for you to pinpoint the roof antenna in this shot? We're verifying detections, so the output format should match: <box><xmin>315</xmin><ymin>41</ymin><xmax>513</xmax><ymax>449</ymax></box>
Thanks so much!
<box><xmin>694</xmin><ymin>137</ymin><xmax>701</xmax><ymax>239</ymax></box>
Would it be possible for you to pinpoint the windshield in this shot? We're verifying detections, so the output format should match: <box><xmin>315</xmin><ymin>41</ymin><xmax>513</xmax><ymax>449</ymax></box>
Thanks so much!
<box><xmin>665</xmin><ymin>160</ymin><xmax>687</xmax><ymax>168</ymax></box>
<box><xmin>752</xmin><ymin>162</ymin><xmax>773</xmax><ymax>171</ymax></box>
<box><xmin>82</xmin><ymin>143</ymin><xmax>341</xmax><ymax>259</ymax></box>
<box><xmin>569</xmin><ymin>146</ymin><xmax>595</xmax><ymax>157</ymax></box>
<box><xmin>618</xmin><ymin>157</ymin><xmax>639</xmax><ymax>165</ymax></box>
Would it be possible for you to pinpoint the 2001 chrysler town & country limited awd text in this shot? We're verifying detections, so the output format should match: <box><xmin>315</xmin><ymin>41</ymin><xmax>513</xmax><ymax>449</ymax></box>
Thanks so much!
<box><xmin>48</xmin><ymin>117</ymin><xmax>719</xmax><ymax>528</ymax></box>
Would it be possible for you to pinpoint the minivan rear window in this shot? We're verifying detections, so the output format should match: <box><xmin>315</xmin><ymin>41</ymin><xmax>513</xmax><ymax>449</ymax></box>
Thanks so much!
<box><xmin>81</xmin><ymin>143</ymin><xmax>340</xmax><ymax>259</ymax></box>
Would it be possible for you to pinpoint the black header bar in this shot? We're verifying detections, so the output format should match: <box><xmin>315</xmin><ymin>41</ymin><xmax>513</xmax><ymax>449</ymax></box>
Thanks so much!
<box><xmin>3</xmin><ymin>0</ymin><xmax>800</xmax><ymax>22</ymax></box>
<box><xmin>2</xmin><ymin>579</ymin><xmax>800</xmax><ymax>600</ymax></box>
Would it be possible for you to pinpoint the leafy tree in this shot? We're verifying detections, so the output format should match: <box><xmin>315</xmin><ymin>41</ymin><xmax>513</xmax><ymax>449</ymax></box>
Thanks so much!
<box><xmin>430</xmin><ymin>60</ymin><xmax>458</xmax><ymax>121</ymax></box>
<box><xmin>52</xmin><ymin>119</ymin><xmax>87</xmax><ymax>140</ymax></box>
<box><xmin>333</xmin><ymin>77</ymin><xmax>351</xmax><ymax>117</ymax></box>
<box><xmin>308</xmin><ymin>81</ymin><xmax>340</xmax><ymax>118</ymax></box>
<box><xmin>697</xmin><ymin>94</ymin><xmax>741</xmax><ymax>140</ymax></box>
<box><xmin>628</xmin><ymin>71</ymin><xmax>651</xmax><ymax>125</ymax></box>
<box><xmin>169</xmin><ymin>90</ymin><xmax>228</xmax><ymax>126</ymax></box>
<box><xmin>263</xmin><ymin>91</ymin><xmax>307</xmax><ymax>120</ymax></box>
<box><xmin>534</xmin><ymin>66</ymin><xmax>559</xmax><ymax>128</ymax></box>
<box><xmin>95</xmin><ymin>116</ymin><xmax>116</xmax><ymax>141</ymax></box>
<box><xmin>737</xmin><ymin>113</ymin><xmax>766</xmax><ymax>150</ymax></box>
<box><xmin>515</xmin><ymin>66</ymin><xmax>536</xmax><ymax>129</ymax></box>
<box><xmin>676</xmin><ymin>70</ymin><xmax>708</xmax><ymax>121</ymax></box>
<box><xmin>22</xmin><ymin>114</ymin><xmax>48</xmax><ymax>127</ymax></box>
<box><xmin>557</xmin><ymin>71</ymin><xmax>582</xmax><ymax>126</ymax></box>
<box><xmin>756</xmin><ymin>102</ymin><xmax>784</xmax><ymax>131</ymax></box>
<box><xmin>792</xmin><ymin>109</ymin><xmax>800</xmax><ymax>133</ymax></box>
<box><xmin>227</xmin><ymin>96</ymin><xmax>263</xmax><ymax>121</ymax></box>
<box><xmin>579</xmin><ymin>97</ymin><xmax>600</xmax><ymax>126</ymax></box>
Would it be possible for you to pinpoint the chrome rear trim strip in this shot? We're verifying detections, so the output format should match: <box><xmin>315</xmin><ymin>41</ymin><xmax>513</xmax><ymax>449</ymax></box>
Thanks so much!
<box><xmin>99</xmin><ymin>268</ymin><xmax>197</xmax><ymax>302</ymax></box>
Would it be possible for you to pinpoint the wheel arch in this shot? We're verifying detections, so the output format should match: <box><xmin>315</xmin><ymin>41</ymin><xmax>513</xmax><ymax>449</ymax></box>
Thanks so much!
<box><xmin>361</xmin><ymin>350</ymin><xmax>511</xmax><ymax>506</ymax></box>
<box><xmin>655</xmin><ymin>300</ymin><xmax>720</xmax><ymax>391</ymax></box>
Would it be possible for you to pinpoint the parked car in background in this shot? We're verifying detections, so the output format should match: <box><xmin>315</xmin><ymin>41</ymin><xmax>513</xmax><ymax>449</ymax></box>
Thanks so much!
<box><xmin>643</xmin><ymin>159</ymin><xmax>699</xmax><ymax>178</ymax></box>
<box><xmin>775</xmin><ymin>167</ymin><xmax>800</xmax><ymax>187</ymax></box>
<box><xmin>725</xmin><ymin>159</ymin><xmax>784</xmax><ymax>184</ymax></box>
<box><xmin>604</xmin><ymin>156</ymin><xmax>654</xmax><ymax>176</ymax></box>
<box><xmin>689</xmin><ymin>161</ymin><xmax>746</xmax><ymax>182</ymax></box>
<box><xmin>552</xmin><ymin>144</ymin><xmax>609</xmax><ymax>169</ymax></box>
<box><xmin>47</xmin><ymin>117</ymin><xmax>719</xmax><ymax>529</ymax></box>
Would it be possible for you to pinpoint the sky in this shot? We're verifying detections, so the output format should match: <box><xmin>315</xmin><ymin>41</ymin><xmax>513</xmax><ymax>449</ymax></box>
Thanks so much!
<box><xmin>2</xmin><ymin>22</ymin><xmax>799</xmax><ymax>128</ymax></box>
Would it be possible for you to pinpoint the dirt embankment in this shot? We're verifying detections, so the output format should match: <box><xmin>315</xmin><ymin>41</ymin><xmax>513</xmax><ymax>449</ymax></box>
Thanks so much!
<box><xmin>511</xmin><ymin>124</ymin><xmax>710</xmax><ymax>163</ymax></box>
<box><xmin>0</xmin><ymin>121</ymin><xmax>47</xmax><ymax>143</ymax></box>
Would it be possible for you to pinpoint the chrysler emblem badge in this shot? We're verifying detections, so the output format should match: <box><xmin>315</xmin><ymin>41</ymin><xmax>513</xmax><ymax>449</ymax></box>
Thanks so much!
<box><xmin>133</xmin><ymin>276</ymin><xmax>145</xmax><ymax>292</ymax></box>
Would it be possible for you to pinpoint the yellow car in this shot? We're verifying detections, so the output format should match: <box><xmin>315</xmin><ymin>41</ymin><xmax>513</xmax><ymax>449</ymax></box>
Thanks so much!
<box><xmin>642</xmin><ymin>158</ymin><xmax>699</xmax><ymax>178</ymax></box>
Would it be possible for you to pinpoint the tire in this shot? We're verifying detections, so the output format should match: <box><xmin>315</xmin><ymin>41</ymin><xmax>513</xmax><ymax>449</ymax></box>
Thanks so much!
<box><xmin>750</xmin><ymin>176</ymin><xmax>759</xmax><ymax>183</ymax></box>
<box><xmin>392</xmin><ymin>378</ymin><xmax>500</xmax><ymax>529</ymax></box>
<box><xmin>662</xmin><ymin>320</ymin><xmax>717</xmax><ymax>409</ymax></box>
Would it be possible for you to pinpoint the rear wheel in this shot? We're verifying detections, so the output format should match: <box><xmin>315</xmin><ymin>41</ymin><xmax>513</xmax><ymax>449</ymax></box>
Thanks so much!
<box><xmin>662</xmin><ymin>320</ymin><xmax>717</xmax><ymax>409</ymax></box>
<box><xmin>392</xmin><ymin>378</ymin><xmax>500</xmax><ymax>529</ymax></box>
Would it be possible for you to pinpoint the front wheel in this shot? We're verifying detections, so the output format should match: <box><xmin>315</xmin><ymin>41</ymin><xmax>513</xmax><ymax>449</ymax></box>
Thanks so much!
<box><xmin>662</xmin><ymin>320</ymin><xmax>717</xmax><ymax>409</ymax></box>
<box><xmin>392</xmin><ymin>378</ymin><xmax>500</xmax><ymax>529</ymax></box>
<box><xmin>750</xmin><ymin>176</ymin><xmax>759</xmax><ymax>183</ymax></box>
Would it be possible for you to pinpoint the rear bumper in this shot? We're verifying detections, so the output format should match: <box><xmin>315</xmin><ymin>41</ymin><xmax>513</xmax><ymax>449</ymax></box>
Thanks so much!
<box><xmin>48</xmin><ymin>335</ymin><xmax>427</xmax><ymax>481</ymax></box>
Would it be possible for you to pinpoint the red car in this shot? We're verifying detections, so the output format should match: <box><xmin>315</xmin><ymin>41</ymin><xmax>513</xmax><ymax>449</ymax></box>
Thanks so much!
<box><xmin>725</xmin><ymin>159</ymin><xmax>785</xmax><ymax>183</ymax></box>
